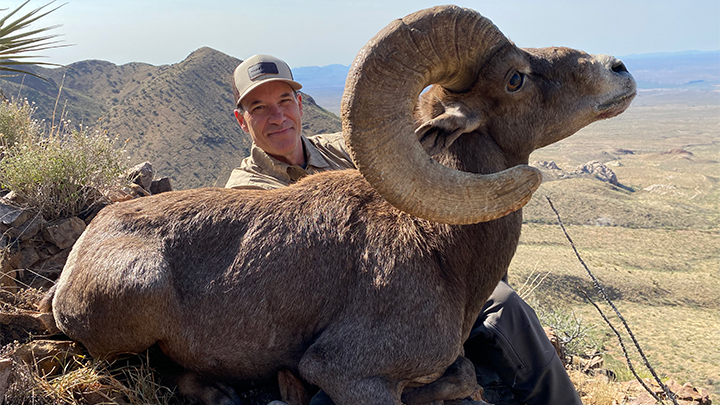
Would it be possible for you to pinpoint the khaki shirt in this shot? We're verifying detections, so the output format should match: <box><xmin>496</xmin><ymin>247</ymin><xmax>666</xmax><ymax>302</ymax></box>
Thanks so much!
<box><xmin>225</xmin><ymin>132</ymin><xmax>356</xmax><ymax>190</ymax></box>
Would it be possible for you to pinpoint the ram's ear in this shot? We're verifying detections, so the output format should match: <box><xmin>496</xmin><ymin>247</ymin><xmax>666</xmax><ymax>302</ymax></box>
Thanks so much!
<box><xmin>416</xmin><ymin>104</ymin><xmax>482</xmax><ymax>156</ymax></box>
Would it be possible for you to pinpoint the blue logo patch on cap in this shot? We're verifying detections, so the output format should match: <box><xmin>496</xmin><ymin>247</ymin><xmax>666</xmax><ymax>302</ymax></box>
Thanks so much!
<box><xmin>248</xmin><ymin>62</ymin><xmax>279</xmax><ymax>81</ymax></box>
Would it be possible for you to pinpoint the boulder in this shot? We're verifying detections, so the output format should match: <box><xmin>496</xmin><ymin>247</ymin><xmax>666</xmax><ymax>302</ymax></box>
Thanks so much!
<box><xmin>574</xmin><ymin>161</ymin><xmax>619</xmax><ymax>186</ymax></box>
<box><xmin>18</xmin><ymin>247</ymin><xmax>40</xmax><ymax>270</ymax></box>
<box><xmin>150</xmin><ymin>177</ymin><xmax>173</xmax><ymax>194</ymax></box>
<box><xmin>41</xmin><ymin>216</ymin><xmax>86</xmax><ymax>250</ymax></box>
<box><xmin>0</xmin><ymin>202</ymin><xmax>30</xmax><ymax>227</ymax></box>
<box><xmin>0</xmin><ymin>311</ymin><xmax>50</xmax><ymax>345</ymax></box>
<box><xmin>127</xmin><ymin>161</ymin><xmax>154</xmax><ymax>191</ymax></box>
<box><xmin>6</xmin><ymin>213</ymin><xmax>46</xmax><ymax>242</ymax></box>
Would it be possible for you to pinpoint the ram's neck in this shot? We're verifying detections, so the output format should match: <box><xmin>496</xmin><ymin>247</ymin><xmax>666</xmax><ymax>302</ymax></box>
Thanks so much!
<box><xmin>433</xmin><ymin>131</ymin><xmax>527</xmax><ymax>338</ymax></box>
<box><xmin>434</xmin><ymin>130</ymin><xmax>529</xmax><ymax>174</ymax></box>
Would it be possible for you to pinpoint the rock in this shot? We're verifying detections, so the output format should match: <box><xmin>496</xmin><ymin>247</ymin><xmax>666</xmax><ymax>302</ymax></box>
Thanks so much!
<box><xmin>18</xmin><ymin>246</ymin><xmax>40</xmax><ymax>269</ymax></box>
<box><xmin>612</xmin><ymin>148</ymin><xmax>634</xmax><ymax>155</ymax></box>
<box><xmin>38</xmin><ymin>243</ymin><xmax>60</xmax><ymax>258</ymax></box>
<box><xmin>0</xmin><ymin>202</ymin><xmax>30</xmax><ymax>227</ymax></box>
<box><xmin>42</xmin><ymin>216</ymin><xmax>86</xmax><ymax>250</ymax></box>
<box><xmin>532</xmin><ymin>160</ymin><xmax>562</xmax><ymax>171</ymax></box>
<box><xmin>574</xmin><ymin>161</ymin><xmax>618</xmax><ymax>186</ymax></box>
<box><xmin>127</xmin><ymin>161</ymin><xmax>154</xmax><ymax>191</ymax></box>
<box><xmin>28</xmin><ymin>248</ymin><xmax>71</xmax><ymax>288</ymax></box>
<box><xmin>128</xmin><ymin>183</ymin><xmax>151</xmax><ymax>197</ymax></box>
<box><xmin>0</xmin><ymin>358</ymin><xmax>12</xmax><ymax>405</ymax></box>
<box><xmin>78</xmin><ymin>202</ymin><xmax>107</xmax><ymax>224</ymax></box>
<box><xmin>150</xmin><ymin>177</ymin><xmax>173</xmax><ymax>194</ymax></box>
<box><xmin>106</xmin><ymin>188</ymin><xmax>134</xmax><ymax>203</ymax></box>
<box><xmin>0</xmin><ymin>270</ymin><xmax>18</xmax><ymax>291</ymax></box>
<box><xmin>0</xmin><ymin>248</ymin><xmax>21</xmax><ymax>291</ymax></box>
<box><xmin>0</xmin><ymin>311</ymin><xmax>50</xmax><ymax>345</ymax></box>
<box><xmin>11</xmin><ymin>340</ymin><xmax>84</xmax><ymax>377</ymax></box>
<box><xmin>0</xmin><ymin>191</ymin><xmax>27</xmax><ymax>206</ymax></box>
<box><xmin>6</xmin><ymin>213</ymin><xmax>46</xmax><ymax>242</ymax></box>
<box><xmin>595</xmin><ymin>215</ymin><xmax>614</xmax><ymax>226</ymax></box>
<box><xmin>666</xmin><ymin>379</ymin><xmax>712</xmax><ymax>403</ymax></box>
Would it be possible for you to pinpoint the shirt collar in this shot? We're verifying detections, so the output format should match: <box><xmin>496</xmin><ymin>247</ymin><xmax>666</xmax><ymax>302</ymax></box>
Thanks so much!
<box><xmin>251</xmin><ymin>135</ymin><xmax>331</xmax><ymax>171</ymax></box>
<box><xmin>249</xmin><ymin>134</ymin><xmax>329</xmax><ymax>183</ymax></box>
<box><xmin>302</xmin><ymin>135</ymin><xmax>331</xmax><ymax>169</ymax></box>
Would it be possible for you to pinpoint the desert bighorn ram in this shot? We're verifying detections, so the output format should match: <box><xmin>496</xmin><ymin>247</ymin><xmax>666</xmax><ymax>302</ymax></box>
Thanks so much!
<box><xmin>42</xmin><ymin>5</ymin><xmax>636</xmax><ymax>405</ymax></box>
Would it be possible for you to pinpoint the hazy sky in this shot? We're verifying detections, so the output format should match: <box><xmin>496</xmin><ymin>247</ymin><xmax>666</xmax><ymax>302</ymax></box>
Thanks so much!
<box><xmin>10</xmin><ymin>0</ymin><xmax>720</xmax><ymax>69</ymax></box>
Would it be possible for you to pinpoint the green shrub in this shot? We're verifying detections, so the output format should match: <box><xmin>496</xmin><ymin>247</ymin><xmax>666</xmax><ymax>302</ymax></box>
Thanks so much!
<box><xmin>535</xmin><ymin>304</ymin><xmax>600</xmax><ymax>357</ymax></box>
<box><xmin>0</xmin><ymin>98</ymin><xmax>41</xmax><ymax>148</ymax></box>
<box><xmin>0</xmin><ymin>99</ymin><xmax>128</xmax><ymax>221</ymax></box>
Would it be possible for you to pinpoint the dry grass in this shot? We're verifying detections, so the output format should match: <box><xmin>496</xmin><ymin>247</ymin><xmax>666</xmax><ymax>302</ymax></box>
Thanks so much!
<box><xmin>3</xmin><ymin>350</ymin><xmax>184</xmax><ymax>405</ymax></box>
<box><xmin>568</xmin><ymin>370</ymin><xmax>626</xmax><ymax>405</ymax></box>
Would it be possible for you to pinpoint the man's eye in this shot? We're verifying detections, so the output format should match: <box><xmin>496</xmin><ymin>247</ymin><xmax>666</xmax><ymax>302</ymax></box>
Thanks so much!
<box><xmin>506</xmin><ymin>72</ymin><xmax>524</xmax><ymax>92</ymax></box>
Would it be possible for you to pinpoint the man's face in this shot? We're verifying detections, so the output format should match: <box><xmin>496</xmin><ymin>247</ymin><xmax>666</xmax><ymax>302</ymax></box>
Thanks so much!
<box><xmin>235</xmin><ymin>81</ymin><xmax>304</xmax><ymax>165</ymax></box>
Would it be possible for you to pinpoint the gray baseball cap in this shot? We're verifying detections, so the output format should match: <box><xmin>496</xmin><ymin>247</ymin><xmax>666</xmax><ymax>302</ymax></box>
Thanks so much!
<box><xmin>233</xmin><ymin>54</ymin><xmax>302</xmax><ymax>107</ymax></box>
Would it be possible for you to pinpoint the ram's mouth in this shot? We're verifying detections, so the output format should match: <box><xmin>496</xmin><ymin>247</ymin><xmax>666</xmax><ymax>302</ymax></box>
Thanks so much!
<box><xmin>596</xmin><ymin>90</ymin><xmax>636</xmax><ymax>120</ymax></box>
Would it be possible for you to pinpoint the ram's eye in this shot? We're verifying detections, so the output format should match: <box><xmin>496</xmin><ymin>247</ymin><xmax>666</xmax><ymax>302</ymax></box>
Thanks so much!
<box><xmin>507</xmin><ymin>72</ymin><xmax>524</xmax><ymax>92</ymax></box>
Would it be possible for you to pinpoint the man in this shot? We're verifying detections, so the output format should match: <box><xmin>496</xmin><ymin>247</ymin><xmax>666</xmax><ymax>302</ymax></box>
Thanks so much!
<box><xmin>226</xmin><ymin>54</ymin><xmax>354</xmax><ymax>190</ymax></box>
<box><xmin>226</xmin><ymin>54</ymin><xmax>582</xmax><ymax>405</ymax></box>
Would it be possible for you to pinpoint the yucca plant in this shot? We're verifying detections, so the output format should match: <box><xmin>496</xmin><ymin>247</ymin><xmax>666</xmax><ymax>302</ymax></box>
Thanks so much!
<box><xmin>0</xmin><ymin>0</ymin><xmax>66</xmax><ymax>80</ymax></box>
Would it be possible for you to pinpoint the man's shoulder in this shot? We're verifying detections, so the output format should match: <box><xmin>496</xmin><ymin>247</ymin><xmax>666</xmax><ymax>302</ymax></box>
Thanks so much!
<box><xmin>307</xmin><ymin>132</ymin><xmax>345</xmax><ymax>147</ymax></box>
<box><xmin>305</xmin><ymin>132</ymin><xmax>355</xmax><ymax>169</ymax></box>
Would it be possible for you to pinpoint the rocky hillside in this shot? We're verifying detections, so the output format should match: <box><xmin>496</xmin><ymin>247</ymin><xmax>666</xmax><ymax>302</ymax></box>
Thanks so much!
<box><xmin>0</xmin><ymin>48</ymin><xmax>342</xmax><ymax>189</ymax></box>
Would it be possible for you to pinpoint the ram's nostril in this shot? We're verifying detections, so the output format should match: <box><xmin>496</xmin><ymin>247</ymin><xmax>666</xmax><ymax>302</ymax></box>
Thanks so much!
<box><xmin>612</xmin><ymin>61</ymin><xmax>628</xmax><ymax>74</ymax></box>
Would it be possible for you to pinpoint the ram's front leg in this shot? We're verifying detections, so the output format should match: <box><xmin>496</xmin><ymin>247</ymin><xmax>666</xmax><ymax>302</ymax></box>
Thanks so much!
<box><xmin>299</xmin><ymin>331</ymin><xmax>405</xmax><ymax>405</ymax></box>
<box><xmin>401</xmin><ymin>356</ymin><xmax>479</xmax><ymax>405</ymax></box>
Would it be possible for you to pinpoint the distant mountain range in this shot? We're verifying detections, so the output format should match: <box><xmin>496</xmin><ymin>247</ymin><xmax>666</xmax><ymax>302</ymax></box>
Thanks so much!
<box><xmin>0</xmin><ymin>48</ymin><xmax>716</xmax><ymax>189</ymax></box>
<box><xmin>620</xmin><ymin>50</ymin><xmax>720</xmax><ymax>89</ymax></box>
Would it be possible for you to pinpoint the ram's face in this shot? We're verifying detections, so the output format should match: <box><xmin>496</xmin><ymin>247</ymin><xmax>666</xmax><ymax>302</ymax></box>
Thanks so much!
<box><xmin>444</xmin><ymin>44</ymin><xmax>636</xmax><ymax>158</ymax></box>
<box><xmin>345</xmin><ymin>5</ymin><xmax>637</xmax><ymax>225</ymax></box>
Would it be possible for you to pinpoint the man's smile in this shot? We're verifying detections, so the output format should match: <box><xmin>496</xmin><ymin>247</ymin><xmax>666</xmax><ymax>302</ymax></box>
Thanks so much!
<box><xmin>267</xmin><ymin>126</ymin><xmax>293</xmax><ymax>137</ymax></box>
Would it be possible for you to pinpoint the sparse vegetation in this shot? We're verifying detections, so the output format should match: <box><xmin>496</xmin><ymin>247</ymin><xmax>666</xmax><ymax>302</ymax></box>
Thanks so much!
<box><xmin>0</xmin><ymin>97</ymin><xmax>40</xmax><ymax>148</ymax></box>
<box><xmin>510</xmin><ymin>98</ymin><xmax>719</xmax><ymax>401</ymax></box>
<box><xmin>0</xmin><ymin>98</ymin><xmax>128</xmax><ymax>220</ymax></box>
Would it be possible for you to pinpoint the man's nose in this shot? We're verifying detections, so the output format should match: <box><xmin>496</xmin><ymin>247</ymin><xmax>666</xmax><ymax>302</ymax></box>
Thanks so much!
<box><xmin>268</xmin><ymin>105</ymin><xmax>285</xmax><ymax>124</ymax></box>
